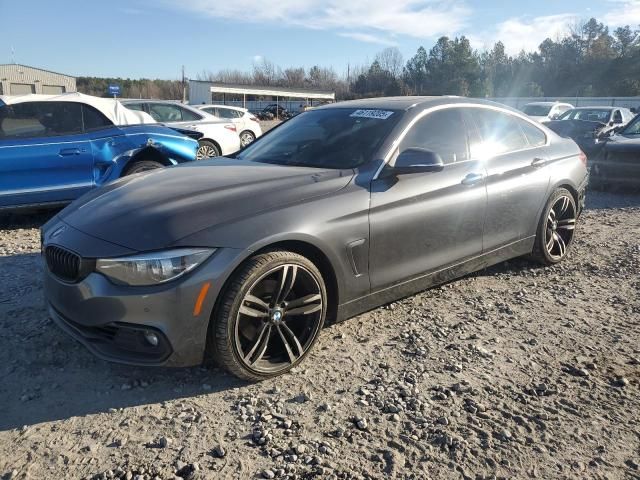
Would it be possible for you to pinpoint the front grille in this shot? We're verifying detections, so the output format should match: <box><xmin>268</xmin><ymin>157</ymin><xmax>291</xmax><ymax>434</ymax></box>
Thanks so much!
<box><xmin>45</xmin><ymin>245</ymin><xmax>81</xmax><ymax>282</ymax></box>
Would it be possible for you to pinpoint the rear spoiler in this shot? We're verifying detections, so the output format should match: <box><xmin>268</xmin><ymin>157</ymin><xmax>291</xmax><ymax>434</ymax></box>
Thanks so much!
<box><xmin>169</xmin><ymin>127</ymin><xmax>204</xmax><ymax>141</ymax></box>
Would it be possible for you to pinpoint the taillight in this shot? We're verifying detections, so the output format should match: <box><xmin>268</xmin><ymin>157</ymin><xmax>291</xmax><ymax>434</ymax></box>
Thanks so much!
<box><xmin>224</xmin><ymin>124</ymin><xmax>237</xmax><ymax>132</ymax></box>
<box><xmin>579</xmin><ymin>150</ymin><xmax>587</xmax><ymax>167</ymax></box>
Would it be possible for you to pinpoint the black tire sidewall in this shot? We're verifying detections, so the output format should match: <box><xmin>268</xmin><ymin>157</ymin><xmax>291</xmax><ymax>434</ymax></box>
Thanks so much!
<box><xmin>212</xmin><ymin>251</ymin><xmax>327</xmax><ymax>381</ymax></box>
<box><xmin>123</xmin><ymin>160</ymin><xmax>164</xmax><ymax>176</ymax></box>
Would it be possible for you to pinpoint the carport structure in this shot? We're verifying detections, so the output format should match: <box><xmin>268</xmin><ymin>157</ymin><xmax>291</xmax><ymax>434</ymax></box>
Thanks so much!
<box><xmin>189</xmin><ymin>80</ymin><xmax>335</xmax><ymax>118</ymax></box>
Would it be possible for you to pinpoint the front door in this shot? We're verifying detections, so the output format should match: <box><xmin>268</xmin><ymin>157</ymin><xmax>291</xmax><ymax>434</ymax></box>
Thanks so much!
<box><xmin>368</xmin><ymin>107</ymin><xmax>487</xmax><ymax>291</ymax></box>
<box><xmin>0</xmin><ymin>101</ymin><xmax>94</xmax><ymax>208</ymax></box>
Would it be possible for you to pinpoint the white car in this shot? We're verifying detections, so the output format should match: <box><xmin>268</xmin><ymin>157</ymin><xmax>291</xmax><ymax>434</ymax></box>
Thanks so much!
<box><xmin>196</xmin><ymin>104</ymin><xmax>263</xmax><ymax>147</ymax></box>
<box><xmin>521</xmin><ymin>102</ymin><xmax>574</xmax><ymax>122</ymax></box>
<box><xmin>122</xmin><ymin>100</ymin><xmax>241</xmax><ymax>159</ymax></box>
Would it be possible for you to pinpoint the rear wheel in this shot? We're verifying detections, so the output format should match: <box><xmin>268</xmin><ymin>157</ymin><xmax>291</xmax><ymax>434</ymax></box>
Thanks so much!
<box><xmin>197</xmin><ymin>140</ymin><xmax>220</xmax><ymax>160</ymax></box>
<box><xmin>123</xmin><ymin>160</ymin><xmax>164</xmax><ymax>176</ymax></box>
<box><xmin>240</xmin><ymin>130</ymin><xmax>256</xmax><ymax>147</ymax></box>
<box><xmin>531</xmin><ymin>188</ymin><xmax>577</xmax><ymax>265</ymax></box>
<box><xmin>210</xmin><ymin>251</ymin><xmax>327</xmax><ymax>381</ymax></box>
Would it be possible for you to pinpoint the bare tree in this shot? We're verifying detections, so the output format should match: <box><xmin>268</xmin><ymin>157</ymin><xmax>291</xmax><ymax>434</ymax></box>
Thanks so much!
<box><xmin>375</xmin><ymin>47</ymin><xmax>404</xmax><ymax>78</ymax></box>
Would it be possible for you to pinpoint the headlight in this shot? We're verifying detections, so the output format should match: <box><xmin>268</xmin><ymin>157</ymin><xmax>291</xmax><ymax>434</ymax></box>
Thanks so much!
<box><xmin>96</xmin><ymin>248</ymin><xmax>214</xmax><ymax>286</ymax></box>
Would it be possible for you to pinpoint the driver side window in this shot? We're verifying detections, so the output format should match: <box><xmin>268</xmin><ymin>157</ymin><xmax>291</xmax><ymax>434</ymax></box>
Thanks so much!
<box><xmin>400</xmin><ymin>109</ymin><xmax>469</xmax><ymax>164</ymax></box>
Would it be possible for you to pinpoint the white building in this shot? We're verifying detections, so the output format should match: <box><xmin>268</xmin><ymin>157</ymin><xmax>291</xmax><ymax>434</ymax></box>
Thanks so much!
<box><xmin>0</xmin><ymin>64</ymin><xmax>76</xmax><ymax>96</ymax></box>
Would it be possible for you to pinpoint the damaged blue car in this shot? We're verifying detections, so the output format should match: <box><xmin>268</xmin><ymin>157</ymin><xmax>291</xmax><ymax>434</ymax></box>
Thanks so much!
<box><xmin>0</xmin><ymin>93</ymin><xmax>200</xmax><ymax>210</ymax></box>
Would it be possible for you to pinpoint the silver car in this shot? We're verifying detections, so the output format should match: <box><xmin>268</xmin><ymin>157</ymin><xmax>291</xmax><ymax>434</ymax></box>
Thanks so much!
<box><xmin>42</xmin><ymin>97</ymin><xmax>589</xmax><ymax>380</ymax></box>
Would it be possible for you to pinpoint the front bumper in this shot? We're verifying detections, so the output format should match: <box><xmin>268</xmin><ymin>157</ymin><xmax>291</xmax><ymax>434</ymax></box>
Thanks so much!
<box><xmin>44</xmin><ymin>244</ymin><xmax>247</xmax><ymax>367</ymax></box>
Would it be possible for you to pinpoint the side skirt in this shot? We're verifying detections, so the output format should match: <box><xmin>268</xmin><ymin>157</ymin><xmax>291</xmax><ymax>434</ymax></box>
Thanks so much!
<box><xmin>336</xmin><ymin>237</ymin><xmax>534</xmax><ymax>322</ymax></box>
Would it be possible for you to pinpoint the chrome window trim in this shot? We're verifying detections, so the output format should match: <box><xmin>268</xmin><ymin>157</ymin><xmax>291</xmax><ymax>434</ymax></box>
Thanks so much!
<box><xmin>373</xmin><ymin>103</ymin><xmax>550</xmax><ymax>180</ymax></box>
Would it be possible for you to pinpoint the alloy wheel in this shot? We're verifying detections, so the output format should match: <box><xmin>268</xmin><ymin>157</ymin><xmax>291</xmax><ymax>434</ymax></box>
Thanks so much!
<box><xmin>544</xmin><ymin>195</ymin><xmax>576</xmax><ymax>260</ymax></box>
<box><xmin>234</xmin><ymin>264</ymin><xmax>324</xmax><ymax>374</ymax></box>
<box><xmin>196</xmin><ymin>144</ymin><xmax>219</xmax><ymax>160</ymax></box>
<box><xmin>240</xmin><ymin>132</ymin><xmax>255</xmax><ymax>147</ymax></box>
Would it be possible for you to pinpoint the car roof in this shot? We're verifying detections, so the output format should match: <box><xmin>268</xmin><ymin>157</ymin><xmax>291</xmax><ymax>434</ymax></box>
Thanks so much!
<box><xmin>523</xmin><ymin>101</ymin><xmax>572</xmax><ymax>106</ymax></box>
<box><xmin>314</xmin><ymin>96</ymin><xmax>511</xmax><ymax>112</ymax></box>
<box><xmin>0</xmin><ymin>92</ymin><xmax>154</xmax><ymax>125</ymax></box>
<box><xmin>570</xmin><ymin>106</ymin><xmax>615</xmax><ymax>111</ymax></box>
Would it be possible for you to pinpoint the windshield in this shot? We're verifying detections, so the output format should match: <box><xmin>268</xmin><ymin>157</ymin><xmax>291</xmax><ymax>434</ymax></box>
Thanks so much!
<box><xmin>236</xmin><ymin>108</ymin><xmax>402</xmax><ymax>168</ymax></box>
<box><xmin>623</xmin><ymin>115</ymin><xmax>640</xmax><ymax>135</ymax></box>
<box><xmin>522</xmin><ymin>104</ymin><xmax>553</xmax><ymax>116</ymax></box>
<box><xmin>559</xmin><ymin>109</ymin><xmax>610</xmax><ymax>122</ymax></box>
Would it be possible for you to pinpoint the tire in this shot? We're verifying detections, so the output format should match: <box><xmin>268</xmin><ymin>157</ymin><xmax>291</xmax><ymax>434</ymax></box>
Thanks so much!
<box><xmin>530</xmin><ymin>188</ymin><xmax>578</xmax><ymax>265</ymax></box>
<box><xmin>123</xmin><ymin>160</ymin><xmax>165</xmax><ymax>176</ymax></box>
<box><xmin>239</xmin><ymin>130</ymin><xmax>256</xmax><ymax>148</ymax></box>
<box><xmin>210</xmin><ymin>250</ymin><xmax>327</xmax><ymax>381</ymax></box>
<box><xmin>197</xmin><ymin>140</ymin><xmax>220</xmax><ymax>160</ymax></box>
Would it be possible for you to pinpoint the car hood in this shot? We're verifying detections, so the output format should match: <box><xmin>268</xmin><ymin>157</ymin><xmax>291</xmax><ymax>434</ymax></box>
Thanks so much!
<box><xmin>58</xmin><ymin>159</ymin><xmax>354</xmax><ymax>252</ymax></box>
<box><xmin>603</xmin><ymin>133</ymin><xmax>640</xmax><ymax>152</ymax></box>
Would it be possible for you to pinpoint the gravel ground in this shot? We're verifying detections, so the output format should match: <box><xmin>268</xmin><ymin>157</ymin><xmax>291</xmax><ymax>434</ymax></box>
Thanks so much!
<box><xmin>0</xmin><ymin>189</ymin><xmax>638</xmax><ymax>480</ymax></box>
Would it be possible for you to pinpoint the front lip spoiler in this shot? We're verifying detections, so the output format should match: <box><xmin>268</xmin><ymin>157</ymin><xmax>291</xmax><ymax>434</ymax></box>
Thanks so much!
<box><xmin>49</xmin><ymin>304</ymin><xmax>174</xmax><ymax>367</ymax></box>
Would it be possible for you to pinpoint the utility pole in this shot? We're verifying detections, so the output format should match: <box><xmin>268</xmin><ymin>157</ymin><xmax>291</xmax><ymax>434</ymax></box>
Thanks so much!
<box><xmin>182</xmin><ymin>65</ymin><xmax>186</xmax><ymax>104</ymax></box>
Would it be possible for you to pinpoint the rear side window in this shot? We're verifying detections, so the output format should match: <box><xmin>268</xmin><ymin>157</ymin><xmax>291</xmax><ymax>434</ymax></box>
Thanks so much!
<box><xmin>125</xmin><ymin>103</ymin><xmax>145</xmax><ymax>112</ymax></box>
<box><xmin>469</xmin><ymin>108</ymin><xmax>528</xmax><ymax>157</ymax></box>
<box><xmin>517</xmin><ymin>118</ymin><xmax>546</xmax><ymax>147</ymax></box>
<box><xmin>217</xmin><ymin>108</ymin><xmax>237</xmax><ymax>119</ymax></box>
<box><xmin>178</xmin><ymin>106</ymin><xmax>202</xmax><ymax>121</ymax></box>
<box><xmin>0</xmin><ymin>101</ymin><xmax>82</xmax><ymax>139</ymax></box>
<box><xmin>400</xmin><ymin>108</ymin><xmax>469</xmax><ymax>164</ymax></box>
<box><xmin>82</xmin><ymin>105</ymin><xmax>112</xmax><ymax>131</ymax></box>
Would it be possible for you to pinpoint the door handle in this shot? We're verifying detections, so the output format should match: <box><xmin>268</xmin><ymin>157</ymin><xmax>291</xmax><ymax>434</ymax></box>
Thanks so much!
<box><xmin>531</xmin><ymin>157</ymin><xmax>547</xmax><ymax>168</ymax></box>
<box><xmin>461</xmin><ymin>172</ymin><xmax>484</xmax><ymax>186</ymax></box>
<box><xmin>59</xmin><ymin>148</ymin><xmax>81</xmax><ymax>156</ymax></box>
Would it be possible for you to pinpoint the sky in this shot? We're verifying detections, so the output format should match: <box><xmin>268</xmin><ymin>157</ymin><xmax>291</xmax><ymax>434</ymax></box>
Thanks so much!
<box><xmin>1</xmin><ymin>0</ymin><xmax>639</xmax><ymax>80</ymax></box>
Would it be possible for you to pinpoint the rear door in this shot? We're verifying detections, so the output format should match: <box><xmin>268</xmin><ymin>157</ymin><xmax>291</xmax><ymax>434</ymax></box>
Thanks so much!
<box><xmin>466</xmin><ymin>107</ymin><xmax>550</xmax><ymax>251</ymax></box>
<box><xmin>0</xmin><ymin>101</ymin><xmax>94</xmax><ymax>208</ymax></box>
<box><xmin>368</xmin><ymin>107</ymin><xmax>487</xmax><ymax>291</ymax></box>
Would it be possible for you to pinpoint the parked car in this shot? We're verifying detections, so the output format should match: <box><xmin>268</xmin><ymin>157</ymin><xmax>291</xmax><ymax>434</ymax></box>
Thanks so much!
<box><xmin>122</xmin><ymin>100</ymin><xmax>241</xmax><ymax>159</ymax></box>
<box><xmin>590</xmin><ymin>112</ymin><xmax>640</xmax><ymax>188</ymax></box>
<box><xmin>543</xmin><ymin>107</ymin><xmax>635</xmax><ymax>158</ymax></box>
<box><xmin>256</xmin><ymin>104</ymin><xmax>289</xmax><ymax>120</ymax></box>
<box><xmin>0</xmin><ymin>93</ymin><xmax>200</xmax><ymax>211</ymax></box>
<box><xmin>42</xmin><ymin>97</ymin><xmax>588</xmax><ymax>380</ymax></box>
<box><xmin>195</xmin><ymin>104</ymin><xmax>262</xmax><ymax>147</ymax></box>
<box><xmin>521</xmin><ymin>102</ymin><xmax>574</xmax><ymax>122</ymax></box>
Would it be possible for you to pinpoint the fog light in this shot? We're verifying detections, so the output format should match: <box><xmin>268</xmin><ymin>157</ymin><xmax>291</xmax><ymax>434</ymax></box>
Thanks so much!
<box><xmin>144</xmin><ymin>331</ymin><xmax>159</xmax><ymax>347</ymax></box>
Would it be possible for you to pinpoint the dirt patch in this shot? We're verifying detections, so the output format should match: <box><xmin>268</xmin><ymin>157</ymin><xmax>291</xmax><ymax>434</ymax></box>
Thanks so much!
<box><xmin>0</xmin><ymin>190</ymin><xmax>638</xmax><ymax>480</ymax></box>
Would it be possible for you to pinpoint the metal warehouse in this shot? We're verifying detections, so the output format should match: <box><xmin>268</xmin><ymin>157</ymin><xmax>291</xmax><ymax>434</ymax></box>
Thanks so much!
<box><xmin>189</xmin><ymin>80</ymin><xmax>335</xmax><ymax>109</ymax></box>
<box><xmin>0</xmin><ymin>64</ymin><xmax>76</xmax><ymax>96</ymax></box>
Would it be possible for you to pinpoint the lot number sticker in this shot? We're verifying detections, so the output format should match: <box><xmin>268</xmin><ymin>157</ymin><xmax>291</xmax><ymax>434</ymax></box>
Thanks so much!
<box><xmin>350</xmin><ymin>109</ymin><xmax>394</xmax><ymax>120</ymax></box>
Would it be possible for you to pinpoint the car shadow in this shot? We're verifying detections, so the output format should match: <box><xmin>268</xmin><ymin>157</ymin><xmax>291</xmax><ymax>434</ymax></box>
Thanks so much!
<box><xmin>0</xmin><ymin>209</ymin><xmax>60</xmax><ymax>230</ymax></box>
<box><xmin>0</xmin><ymin>252</ymin><xmax>245</xmax><ymax>432</ymax></box>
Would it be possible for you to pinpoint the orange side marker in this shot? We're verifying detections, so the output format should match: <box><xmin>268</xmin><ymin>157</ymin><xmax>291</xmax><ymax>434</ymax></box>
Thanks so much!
<box><xmin>193</xmin><ymin>282</ymin><xmax>211</xmax><ymax>316</ymax></box>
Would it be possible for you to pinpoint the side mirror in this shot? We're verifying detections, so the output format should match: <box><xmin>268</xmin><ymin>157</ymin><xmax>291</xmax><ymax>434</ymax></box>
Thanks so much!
<box><xmin>393</xmin><ymin>148</ymin><xmax>444</xmax><ymax>175</ymax></box>
<box><xmin>550</xmin><ymin>113</ymin><xmax>560</xmax><ymax>120</ymax></box>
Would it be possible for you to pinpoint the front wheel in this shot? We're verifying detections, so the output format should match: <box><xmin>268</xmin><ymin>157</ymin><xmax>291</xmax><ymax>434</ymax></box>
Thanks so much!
<box><xmin>196</xmin><ymin>140</ymin><xmax>220</xmax><ymax>160</ymax></box>
<box><xmin>210</xmin><ymin>251</ymin><xmax>327</xmax><ymax>381</ymax></box>
<box><xmin>123</xmin><ymin>160</ymin><xmax>164</xmax><ymax>176</ymax></box>
<box><xmin>531</xmin><ymin>188</ymin><xmax>577</xmax><ymax>265</ymax></box>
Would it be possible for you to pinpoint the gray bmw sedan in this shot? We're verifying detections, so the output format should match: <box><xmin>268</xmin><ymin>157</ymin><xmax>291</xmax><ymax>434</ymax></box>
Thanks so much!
<box><xmin>42</xmin><ymin>97</ymin><xmax>589</xmax><ymax>380</ymax></box>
